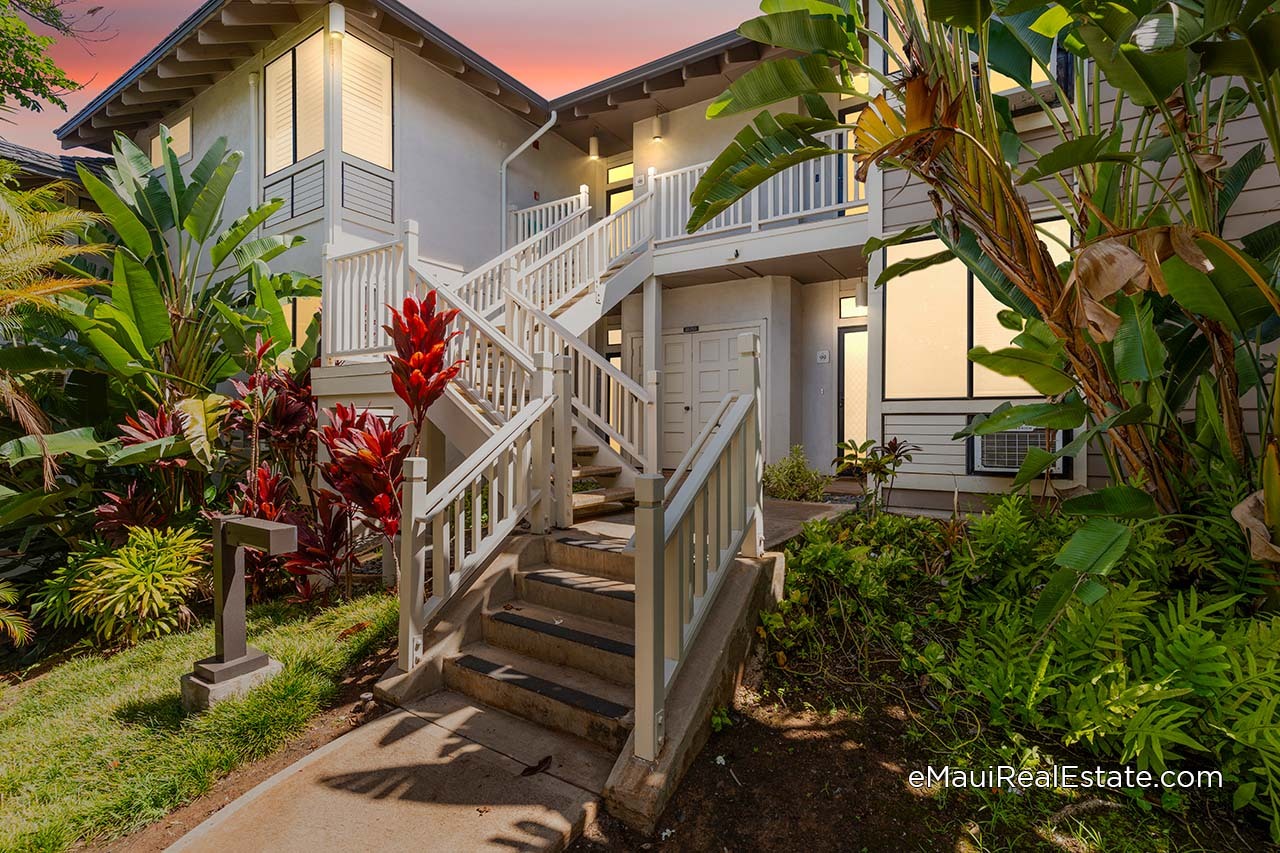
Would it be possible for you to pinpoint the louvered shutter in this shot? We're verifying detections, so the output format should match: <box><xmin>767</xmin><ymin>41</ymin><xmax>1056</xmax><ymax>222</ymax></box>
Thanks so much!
<box><xmin>342</xmin><ymin>36</ymin><xmax>392</xmax><ymax>170</ymax></box>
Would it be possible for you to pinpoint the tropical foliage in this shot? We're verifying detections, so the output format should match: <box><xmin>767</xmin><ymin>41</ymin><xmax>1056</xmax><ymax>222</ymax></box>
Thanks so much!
<box><xmin>699</xmin><ymin>0</ymin><xmax>1280</xmax><ymax>841</ymax></box>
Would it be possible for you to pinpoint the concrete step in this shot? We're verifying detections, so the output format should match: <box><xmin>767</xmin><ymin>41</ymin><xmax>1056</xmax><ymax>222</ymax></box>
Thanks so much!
<box><xmin>483</xmin><ymin>600</ymin><xmax>635</xmax><ymax>685</ymax></box>
<box><xmin>444</xmin><ymin>642</ymin><xmax>634</xmax><ymax>751</ymax></box>
<box><xmin>404</xmin><ymin>690</ymin><xmax>616</xmax><ymax>794</ymax></box>
<box><xmin>517</xmin><ymin>564</ymin><xmax>635</xmax><ymax>628</ymax></box>
<box><xmin>546</xmin><ymin>535</ymin><xmax>635</xmax><ymax>583</ymax></box>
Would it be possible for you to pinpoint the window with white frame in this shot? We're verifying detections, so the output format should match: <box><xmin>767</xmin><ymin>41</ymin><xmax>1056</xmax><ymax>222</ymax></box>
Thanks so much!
<box><xmin>264</xmin><ymin>31</ymin><xmax>325</xmax><ymax>176</ymax></box>
<box><xmin>341</xmin><ymin>35</ymin><xmax>393</xmax><ymax>170</ymax></box>
<box><xmin>149</xmin><ymin>114</ymin><xmax>191</xmax><ymax>168</ymax></box>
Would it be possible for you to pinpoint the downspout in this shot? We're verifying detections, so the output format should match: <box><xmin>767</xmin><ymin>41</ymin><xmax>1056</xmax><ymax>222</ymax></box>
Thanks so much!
<box><xmin>499</xmin><ymin>109</ymin><xmax>557</xmax><ymax>251</ymax></box>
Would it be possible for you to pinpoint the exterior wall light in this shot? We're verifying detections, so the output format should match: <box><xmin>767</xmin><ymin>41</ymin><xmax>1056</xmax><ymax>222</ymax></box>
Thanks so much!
<box><xmin>329</xmin><ymin>3</ymin><xmax>346</xmax><ymax>39</ymax></box>
<box><xmin>650</xmin><ymin>113</ymin><xmax>663</xmax><ymax>142</ymax></box>
<box><xmin>589</xmin><ymin>135</ymin><xmax>599</xmax><ymax>160</ymax></box>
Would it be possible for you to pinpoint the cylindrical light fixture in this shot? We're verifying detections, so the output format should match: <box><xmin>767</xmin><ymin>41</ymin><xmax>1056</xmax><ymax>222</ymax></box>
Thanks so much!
<box><xmin>650</xmin><ymin>112</ymin><xmax>663</xmax><ymax>141</ymax></box>
<box><xmin>328</xmin><ymin>2</ymin><xmax>345</xmax><ymax>38</ymax></box>
<box><xmin>588</xmin><ymin>135</ymin><xmax>599</xmax><ymax>160</ymax></box>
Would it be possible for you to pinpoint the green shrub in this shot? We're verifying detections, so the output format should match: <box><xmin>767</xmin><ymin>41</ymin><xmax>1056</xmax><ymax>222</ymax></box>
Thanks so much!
<box><xmin>763</xmin><ymin>445</ymin><xmax>832</xmax><ymax>502</ymax></box>
<box><xmin>32</xmin><ymin>527</ymin><xmax>209</xmax><ymax>646</ymax></box>
<box><xmin>766</xmin><ymin>495</ymin><xmax>1280</xmax><ymax>842</ymax></box>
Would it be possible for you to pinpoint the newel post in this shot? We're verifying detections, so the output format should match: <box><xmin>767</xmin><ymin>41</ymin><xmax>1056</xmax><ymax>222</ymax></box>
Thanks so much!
<box><xmin>552</xmin><ymin>354</ymin><xmax>574</xmax><ymax>528</ymax></box>
<box><xmin>400</xmin><ymin>218</ymin><xmax>419</xmax><ymax>297</ymax></box>
<box><xmin>634</xmin><ymin>474</ymin><xmax>666</xmax><ymax>761</ymax></box>
<box><xmin>531</xmin><ymin>352</ymin><xmax>554</xmax><ymax>534</ymax></box>
<box><xmin>578</xmin><ymin>183</ymin><xmax>590</xmax><ymax>213</ymax></box>
<box><xmin>736</xmin><ymin>332</ymin><xmax>764</xmax><ymax>558</ymax></box>
<box><xmin>398</xmin><ymin>457</ymin><xmax>428</xmax><ymax>671</ymax></box>
<box><xmin>320</xmin><ymin>243</ymin><xmax>333</xmax><ymax>361</ymax></box>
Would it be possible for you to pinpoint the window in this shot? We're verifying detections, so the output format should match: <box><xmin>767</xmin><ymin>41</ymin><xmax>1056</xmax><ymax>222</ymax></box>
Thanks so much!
<box><xmin>284</xmin><ymin>296</ymin><xmax>322</xmax><ymax>348</ymax></box>
<box><xmin>883</xmin><ymin>219</ymin><xmax>1071</xmax><ymax>400</ymax></box>
<box><xmin>342</xmin><ymin>35</ymin><xmax>392</xmax><ymax>170</ymax></box>
<box><xmin>884</xmin><ymin>238</ymin><xmax>971</xmax><ymax>399</ymax></box>
<box><xmin>605</xmin><ymin>156</ymin><xmax>634</xmax><ymax>214</ymax></box>
<box><xmin>839</xmin><ymin>295</ymin><xmax>861</xmax><ymax>319</ymax></box>
<box><xmin>606</xmin><ymin>162</ymin><xmax>634</xmax><ymax>185</ymax></box>
<box><xmin>149</xmin><ymin>115</ymin><xmax>191</xmax><ymax>168</ymax></box>
<box><xmin>264</xmin><ymin>32</ymin><xmax>325</xmax><ymax>176</ymax></box>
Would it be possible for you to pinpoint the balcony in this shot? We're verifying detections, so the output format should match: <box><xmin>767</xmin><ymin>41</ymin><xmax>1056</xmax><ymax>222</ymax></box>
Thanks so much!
<box><xmin>648</xmin><ymin>129</ymin><xmax>868</xmax><ymax>278</ymax></box>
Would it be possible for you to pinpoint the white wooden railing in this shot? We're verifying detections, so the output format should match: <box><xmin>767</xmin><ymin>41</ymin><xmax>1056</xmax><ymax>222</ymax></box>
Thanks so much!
<box><xmin>458</xmin><ymin>206</ymin><xmax>592</xmax><ymax>321</ymax></box>
<box><xmin>652</xmin><ymin>128</ymin><xmax>865</xmax><ymax>244</ymax></box>
<box><xmin>417</xmin><ymin>262</ymin><xmax>536</xmax><ymax>425</ymax></box>
<box><xmin>508</xmin><ymin>186</ymin><xmax>590</xmax><ymax>246</ymax></box>
<box><xmin>519</xmin><ymin>189</ymin><xmax>654</xmax><ymax>316</ymax></box>
<box><xmin>632</xmin><ymin>333</ymin><xmax>763</xmax><ymax>761</ymax></box>
<box><xmin>321</xmin><ymin>227</ymin><xmax>410</xmax><ymax>360</ymax></box>
<box><xmin>507</xmin><ymin>290</ymin><xmax>657</xmax><ymax>472</ymax></box>
<box><xmin>397</xmin><ymin>352</ymin><xmax>570</xmax><ymax>670</ymax></box>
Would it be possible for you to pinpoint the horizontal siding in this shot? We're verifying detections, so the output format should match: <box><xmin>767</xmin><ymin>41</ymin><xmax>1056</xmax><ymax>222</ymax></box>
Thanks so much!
<box><xmin>883</xmin><ymin>413</ymin><xmax>969</xmax><ymax>476</ymax></box>
<box><xmin>263</xmin><ymin>160</ymin><xmax>324</xmax><ymax>227</ymax></box>
<box><xmin>342</xmin><ymin>163</ymin><xmax>394</xmax><ymax>222</ymax></box>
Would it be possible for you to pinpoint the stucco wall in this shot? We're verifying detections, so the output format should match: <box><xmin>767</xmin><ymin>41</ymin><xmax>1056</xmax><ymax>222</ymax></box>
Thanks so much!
<box><xmin>394</xmin><ymin>47</ymin><xmax>593</xmax><ymax>271</ymax></box>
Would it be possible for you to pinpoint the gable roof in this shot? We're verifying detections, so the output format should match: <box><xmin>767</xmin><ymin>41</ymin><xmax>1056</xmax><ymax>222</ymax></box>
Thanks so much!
<box><xmin>56</xmin><ymin>0</ymin><xmax>550</xmax><ymax>151</ymax></box>
<box><xmin>55</xmin><ymin>0</ymin><xmax>768</xmax><ymax>158</ymax></box>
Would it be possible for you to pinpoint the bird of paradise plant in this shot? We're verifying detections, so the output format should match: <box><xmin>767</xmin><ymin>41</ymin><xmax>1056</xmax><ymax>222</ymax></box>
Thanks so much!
<box><xmin>689</xmin><ymin>0</ymin><xmax>1280</xmax><ymax>519</ymax></box>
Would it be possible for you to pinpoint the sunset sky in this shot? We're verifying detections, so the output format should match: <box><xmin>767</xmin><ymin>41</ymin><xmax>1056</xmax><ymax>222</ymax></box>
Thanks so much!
<box><xmin>5</xmin><ymin>0</ymin><xmax>755</xmax><ymax>154</ymax></box>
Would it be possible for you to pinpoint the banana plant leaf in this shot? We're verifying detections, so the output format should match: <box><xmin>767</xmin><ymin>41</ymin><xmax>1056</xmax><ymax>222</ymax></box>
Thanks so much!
<box><xmin>706</xmin><ymin>55</ymin><xmax>856</xmax><ymax>118</ymax></box>
<box><xmin>1055</xmin><ymin>518</ymin><xmax>1132</xmax><ymax>574</ymax></box>
<box><xmin>968</xmin><ymin>346</ymin><xmax>1076</xmax><ymax>395</ymax></box>
<box><xmin>687</xmin><ymin>111</ymin><xmax>844</xmax><ymax>232</ymax></box>
<box><xmin>739</xmin><ymin>9</ymin><xmax>860</xmax><ymax>58</ymax></box>
<box><xmin>1162</xmin><ymin>241</ymin><xmax>1273</xmax><ymax>333</ymax></box>
<box><xmin>1112</xmin><ymin>294</ymin><xmax>1167</xmax><ymax>383</ymax></box>
<box><xmin>1061</xmin><ymin>485</ymin><xmax>1157</xmax><ymax>518</ymax></box>
<box><xmin>954</xmin><ymin>397</ymin><xmax>1088</xmax><ymax>438</ymax></box>
<box><xmin>0</xmin><ymin>428</ymin><xmax>117</xmax><ymax>465</ymax></box>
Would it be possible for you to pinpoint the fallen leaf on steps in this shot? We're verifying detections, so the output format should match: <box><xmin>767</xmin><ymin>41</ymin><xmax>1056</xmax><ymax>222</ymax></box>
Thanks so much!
<box><xmin>521</xmin><ymin>755</ymin><xmax>553</xmax><ymax>777</ymax></box>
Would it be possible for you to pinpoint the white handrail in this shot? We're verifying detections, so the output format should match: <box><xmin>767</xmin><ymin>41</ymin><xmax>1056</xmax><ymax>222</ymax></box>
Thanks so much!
<box><xmin>651</xmin><ymin>128</ymin><xmax>865</xmax><ymax>243</ymax></box>
<box><xmin>457</xmin><ymin>206</ymin><xmax>592</xmax><ymax>319</ymax></box>
<box><xmin>665</xmin><ymin>394</ymin><xmax>736</xmax><ymax>499</ymax></box>
<box><xmin>412</xmin><ymin>262</ymin><xmax>536</xmax><ymax>424</ymax></box>
<box><xmin>508</xmin><ymin>188</ymin><xmax>589</xmax><ymax>245</ymax></box>
<box><xmin>397</xmin><ymin>383</ymin><xmax>562</xmax><ymax>671</ymax></box>
<box><xmin>507</xmin><ymin>290</ymin><xmax>654</xmax><ymax>470</ymax></box>
<box><xmin>632</xmin><ymin>333</ymin><xmax>763</xmax><ymax>761</ymax></box>
<box><xmin>519</xmin><ymin>190</ymin><xmax>653</xmax><ymax>316</ymax></box>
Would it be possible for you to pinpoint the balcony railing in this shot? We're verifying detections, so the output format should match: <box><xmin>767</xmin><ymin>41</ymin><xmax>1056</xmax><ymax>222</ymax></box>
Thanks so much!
<box><xmin>651</xmin><ymin>128</ymin><xmax>865</xmax><ymax>246</ymax></box>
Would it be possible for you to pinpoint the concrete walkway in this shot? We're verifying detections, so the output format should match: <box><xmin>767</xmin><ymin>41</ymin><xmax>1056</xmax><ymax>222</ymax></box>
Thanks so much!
<box><xmin>168</xmin><ymin>692</ymin><xmax>609</xmax><ymax>853</ymax></box>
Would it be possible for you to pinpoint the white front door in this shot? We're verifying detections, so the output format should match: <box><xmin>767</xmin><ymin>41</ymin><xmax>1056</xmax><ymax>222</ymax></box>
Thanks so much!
<box><xmin>658</xmin><ymin>325</ymin><xmax>760</xmax><ymax>470</ymax></box>
<box><xmin>661</xmin><ymin>336</ymin><xmax>692</xmax><ymax>470</ymax></box>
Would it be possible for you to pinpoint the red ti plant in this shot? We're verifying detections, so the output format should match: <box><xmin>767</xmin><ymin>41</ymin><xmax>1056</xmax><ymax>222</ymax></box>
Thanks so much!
<box><xmin>384</xmin><ymin>292</ymin><xmax>463</xmax><ymax>447</ymax></box>
<box><xmin>229</xmin><ymin>464</ymin><xmax>303</xmax><ymax>600</ymax></box>
<box><xmin>318</xmin><ymin>403</ymin><xmax>408</xmax><ymax>539</ymax></box>
<box><xmin>95</xmin><ymin>484</ymin><xmax>169</xmax><ymax>546</ymax></box>
<box><xmin>284</xmin><ymin>492</ymin><xmax>355</xmax><ymax>603</ymax></box>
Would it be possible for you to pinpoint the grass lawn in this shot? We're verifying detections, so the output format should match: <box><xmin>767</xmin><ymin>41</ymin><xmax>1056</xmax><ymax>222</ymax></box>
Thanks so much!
<box><xmin>0</xmin><ymin>592</ymin><xmax>396</xmax><ymax>853</ymax></box>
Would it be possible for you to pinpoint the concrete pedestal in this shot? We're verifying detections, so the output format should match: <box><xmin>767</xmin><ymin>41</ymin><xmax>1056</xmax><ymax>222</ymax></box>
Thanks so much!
<box><xmin>181</xmin><ymin>658</ymin><xmax>283</xmax><ymax>712</ymax></box>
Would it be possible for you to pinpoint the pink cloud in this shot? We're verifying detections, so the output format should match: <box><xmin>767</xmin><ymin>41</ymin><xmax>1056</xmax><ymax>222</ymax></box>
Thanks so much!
<box><xmin>2</xmin><ymin>0</ymin><xmax>755</xmax><ymax>154</ymax></box>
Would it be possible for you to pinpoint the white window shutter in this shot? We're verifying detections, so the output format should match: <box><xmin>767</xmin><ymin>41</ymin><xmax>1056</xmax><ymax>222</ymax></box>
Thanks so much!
<box><xmin>342</xmin><ymin>36</ymin><xmax>392</xmax><ymax>170</ymax></box>
<box><xmin>263</xmin><ymin>50</ymin><xmax>295</xmax><ymax>175</ymax></box>
<box><xmin>294</xmin><ymin>32</ymin><xmax>326</xmax><ymax>162</ymax></box>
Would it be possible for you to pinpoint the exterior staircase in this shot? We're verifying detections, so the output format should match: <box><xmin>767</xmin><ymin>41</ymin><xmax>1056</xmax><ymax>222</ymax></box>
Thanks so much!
<box><xmin>442</xmin><ymin>537</ymin><xmax>638</xmax><ymax>753</ymax></box>
<box><xmin>320</xmin><ymin>183</ymin><xmax>772</xmax><ymax>838</ymax></box>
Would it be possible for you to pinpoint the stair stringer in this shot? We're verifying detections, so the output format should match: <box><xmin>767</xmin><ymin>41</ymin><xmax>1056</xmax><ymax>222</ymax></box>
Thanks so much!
<box><xmin>554</xmin><ymin>248</ymin><xmax>653</xmax><ymax>338</ymax></box>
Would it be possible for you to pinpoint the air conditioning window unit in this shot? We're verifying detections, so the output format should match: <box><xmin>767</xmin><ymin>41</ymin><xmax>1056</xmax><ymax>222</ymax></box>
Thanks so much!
<box><xmin>970</xmin><ymin>425</ymin><xmax>1069</xmax><ymax>475</ymax></box>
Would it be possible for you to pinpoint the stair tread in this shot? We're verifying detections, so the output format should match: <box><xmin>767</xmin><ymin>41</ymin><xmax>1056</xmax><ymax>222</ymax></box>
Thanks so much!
<box><xmin>572</xmin><ymin>464</ymin><xmax>621</xmax><ymax>479</ymax></box>
<box><xmin>451</xmin><ymin>642</ymin><xmax>634</xmax><ymax>719</ymax></box>
<box><xmin>521</xmin><ymin>565</ymin><xmax>636</xmax><ymax>604</ymax></box>
<box><xmin>572</xmin><ymin>487</ymin><xmax>635</xmax><ymax>509</ymax></box>
<box><xmin>487</xmin><ymin>599</ymin><xmax>634</xmax><ymax>657</ymax></box>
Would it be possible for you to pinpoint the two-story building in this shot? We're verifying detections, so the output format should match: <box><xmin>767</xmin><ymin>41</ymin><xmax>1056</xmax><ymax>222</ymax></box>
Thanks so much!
<box><xmin>53</xmin><ymin>0</ymin><xmax>1074</xmax><ymax>515</ymax></box>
